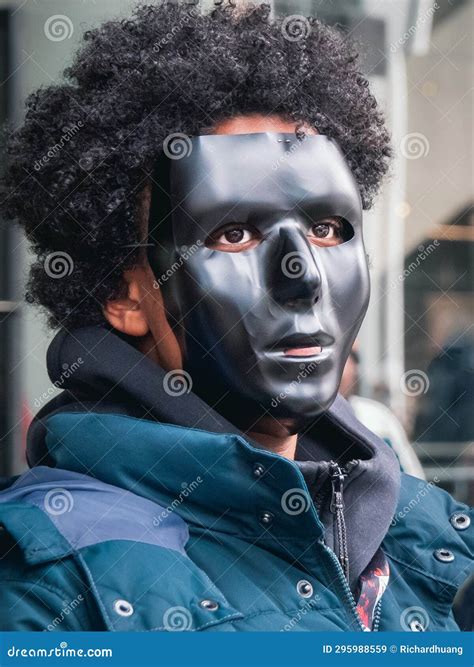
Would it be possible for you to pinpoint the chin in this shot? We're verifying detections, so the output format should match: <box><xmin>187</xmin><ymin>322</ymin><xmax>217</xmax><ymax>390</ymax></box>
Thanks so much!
<box><xmin>265</xmin><ymin>386</ymin><xmax>339</xmax><ymax>426</ymax></box>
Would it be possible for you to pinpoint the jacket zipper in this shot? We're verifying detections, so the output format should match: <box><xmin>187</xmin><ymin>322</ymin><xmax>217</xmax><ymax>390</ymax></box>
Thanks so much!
<box><xmin>321</xmin><ymin>542</ymin><xmax>368</xmax><ymax>631</ymax></box>
<box><xmin>329</xmin><ymin>462</ymin><xmax>350</xmax><ymax>581</ymax></box>
<box><xmin>372</xmin><ymin>599</ymin><xmax>382</xmax><ymax>631</ymax></box>
<box><xmin>318</xmin><ymin>460</ymin><xmax>382</xmax><ymax>631</ymax></box>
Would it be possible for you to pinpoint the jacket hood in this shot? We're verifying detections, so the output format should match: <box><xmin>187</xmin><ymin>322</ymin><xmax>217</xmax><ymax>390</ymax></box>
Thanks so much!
<box><xmin>27</xmin><ymin>324</ymin><xmax>402</xmax><ymax>589</ymax></box>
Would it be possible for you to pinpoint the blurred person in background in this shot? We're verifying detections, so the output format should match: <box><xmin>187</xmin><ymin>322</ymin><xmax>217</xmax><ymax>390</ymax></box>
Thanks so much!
<box><xmin>340</xmin><ymin>342</ymin><xmax>425</xmax><ymax>478</ymax></box>
<box><xmin>414</xmin><ymin>330</ymin><xmax>474</xmax><ymax>442</ymax></box>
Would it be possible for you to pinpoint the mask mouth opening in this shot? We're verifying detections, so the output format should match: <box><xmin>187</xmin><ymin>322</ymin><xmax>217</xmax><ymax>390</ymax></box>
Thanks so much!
<box><xmin>269</xmin><ymin>331</ymin><xmax>335</xmax><ymax>352</ymax></box>
<box><xmin>262</xmin><ymin>331</ymin><xmax>336</xmax><ymax>363</ymax></box>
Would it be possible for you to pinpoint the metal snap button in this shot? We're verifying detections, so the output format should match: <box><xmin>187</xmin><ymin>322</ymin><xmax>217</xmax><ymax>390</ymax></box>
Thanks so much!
<box><xmin>253</xmin><ymin>463</ymin><xmax>265</xmax><ymax>478</ymax></box>
<box><xmin>450</xmin><ymin>512</ymin><xmax>471</xmax><ymax>531</ymax></box>
<box><xmin>199</xmin><ymin>599</ymin><xmax>219</xmax><ymax>612</ymax></box>
<box><xmin>113</xmin><ymin>599</ymin><xmax>134</xmax><ymax>617</ymax></box>
<box><xmin>434</xmin><ymin>548</ymin><xmax>455</xmax><ymax>563</ymax></box>
<box><xmin>296</xmin><ymin>580</ymin><xmax>313</xmax><ymax>598</ymax></box>
<box><xmin>409</xmin><ymin>618</ymin><xmax>426</xmax><ymax>632</ymax></box>
<box><xmin>259</xmin><ymin>511</ymin><xmax>274</xmax><ymax>526</ymax></box>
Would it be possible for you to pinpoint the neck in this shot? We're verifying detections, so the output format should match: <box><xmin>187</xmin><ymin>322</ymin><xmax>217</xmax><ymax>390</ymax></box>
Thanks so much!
<box><xmin>138</xmin><ymin>340</ymin><xmax>301</xmax><ymax>459</ymax></box>
<box><xmin>246</xmin><ymin>429</ymin><xmax>298</xmax><ymax>460</ymax></box>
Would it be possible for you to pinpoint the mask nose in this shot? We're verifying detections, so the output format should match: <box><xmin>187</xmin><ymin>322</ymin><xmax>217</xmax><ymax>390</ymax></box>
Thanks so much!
<box><xmin>270</xmin><ymin>225</ymin><xmax>321</xmax><ymax>308</ymax></box>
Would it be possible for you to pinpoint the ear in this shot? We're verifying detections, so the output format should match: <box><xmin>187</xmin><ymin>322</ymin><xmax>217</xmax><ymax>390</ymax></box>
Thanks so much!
<box><xmin>103</xmin><ymin>268</ymin><xmax>150</xmax><ymax>337</ymax></box>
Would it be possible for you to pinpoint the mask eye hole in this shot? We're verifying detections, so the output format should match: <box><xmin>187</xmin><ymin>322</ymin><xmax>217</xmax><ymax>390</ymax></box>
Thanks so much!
<box><xmin>206</xmin><ymin>223</ymin><xmax>261</xmax><ymax>252</ymax></box>
<box><xmin>308</xmin><ymin>217</ymin><xmax>354</xmax><ymax>247</ymax></box>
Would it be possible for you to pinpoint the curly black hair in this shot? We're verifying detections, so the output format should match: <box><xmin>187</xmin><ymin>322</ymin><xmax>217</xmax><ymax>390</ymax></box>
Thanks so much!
<box><xmin>1</xmin><ymin>1</ymin><xmax>392</xmax><ymax>329</ymax></box>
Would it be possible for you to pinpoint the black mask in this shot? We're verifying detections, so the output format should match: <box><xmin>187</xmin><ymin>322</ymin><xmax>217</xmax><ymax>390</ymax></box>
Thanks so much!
<box><xmin>147</xmin><ymin>133</ymin><xmax>370</xmax><ymax>431</ymax></box>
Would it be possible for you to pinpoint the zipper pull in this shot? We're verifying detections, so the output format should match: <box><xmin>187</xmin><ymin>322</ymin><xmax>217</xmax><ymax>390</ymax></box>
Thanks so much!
<box><xmin>329</xmin><ymin>462</ymin><xmax>350</xmax><ymax>582</ymax></box>
<box><xmin>329</xmin><ymin>463</ymin><xmax>346</xmax><ymax>514</ymax></box>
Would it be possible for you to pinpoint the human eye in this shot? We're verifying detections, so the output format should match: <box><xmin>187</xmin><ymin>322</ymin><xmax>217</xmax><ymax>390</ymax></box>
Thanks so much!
<box><xmin>206</xmin><ymin>223</ymin><xmax>261</xmax><ymax>252</ymax></box>
<box><xmin>307</xmin><ymin>217</ymin><xmax>352</xmax><ymax>247</ymax></box>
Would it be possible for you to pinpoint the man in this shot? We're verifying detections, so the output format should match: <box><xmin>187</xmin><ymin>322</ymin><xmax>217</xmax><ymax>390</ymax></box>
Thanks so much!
<box><xmin>0</xmin><ymin>2</ymin><xmax>472</xmax><ymax>632</ymax></box>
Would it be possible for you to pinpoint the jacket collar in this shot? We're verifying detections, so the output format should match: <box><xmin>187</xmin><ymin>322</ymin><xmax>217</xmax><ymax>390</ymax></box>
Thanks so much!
<box><xmin>29</xmin><ymin>324</ymin><xmax>397</xmax><ymax>466</ymax></box>
<box><xmin>41</xmin><ymin>410</ymin><xmax>325</xmax><ymax>567</ymax></box>
<box><xmin>28</xmin><ymin>325</ymin><xmax>401</xmax><ymax>578</ymax></box>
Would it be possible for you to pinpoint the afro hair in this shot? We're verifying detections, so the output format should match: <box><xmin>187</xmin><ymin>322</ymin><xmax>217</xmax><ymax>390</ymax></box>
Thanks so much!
<box><xmin>0</xmin><ymin>1</ymin><xmax>392</xmax><ymax>329</ymax></box>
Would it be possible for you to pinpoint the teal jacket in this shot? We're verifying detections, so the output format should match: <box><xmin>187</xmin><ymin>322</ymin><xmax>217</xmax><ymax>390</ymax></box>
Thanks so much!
<box><xmin>0</xmin><ymin>326</ymin><xmax>472</xmax><ymax>632</ymax></box>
